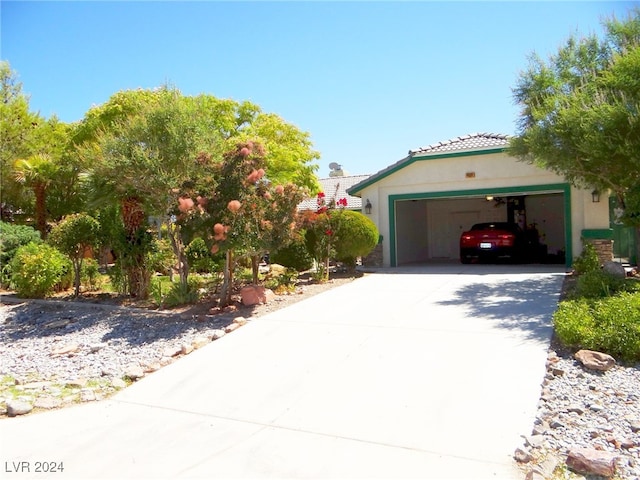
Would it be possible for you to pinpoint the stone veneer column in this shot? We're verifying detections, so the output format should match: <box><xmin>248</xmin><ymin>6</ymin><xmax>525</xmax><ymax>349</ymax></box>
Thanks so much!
<box><xmin>581</xmin><ymin>229</ymin><xmax>614</xmax><ymax>265</ymax></box>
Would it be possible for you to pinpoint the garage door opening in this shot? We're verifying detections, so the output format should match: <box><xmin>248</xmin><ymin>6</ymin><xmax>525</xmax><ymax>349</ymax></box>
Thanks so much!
<box><xmin>395</xmin><ymin>193</ymin><xmax>566</xmax><ymax>265</ymax></box>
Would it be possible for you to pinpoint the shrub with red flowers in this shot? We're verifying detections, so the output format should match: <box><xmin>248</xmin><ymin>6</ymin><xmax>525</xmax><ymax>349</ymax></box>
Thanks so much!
<box><xmin>301</xmin><ymin>192</ymin><xmax>378</xmax><ymax>280</ymax></box>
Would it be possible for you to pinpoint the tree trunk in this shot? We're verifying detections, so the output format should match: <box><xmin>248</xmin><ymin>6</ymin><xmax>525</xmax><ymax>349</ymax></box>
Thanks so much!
<box><xmin>120</xmin><ymin>197</ymin><xmax>150</xmax><ymax>299</ymax></box>
<box><xmin>251</xmin><ymin>255</ymin><xmax>260</xmax><ymax>285</ymax></box>
<box><xmin>166</xmin><ymin>222</ymin><xmax>189</xmax><ymax>289</ymax></box>
<box><xmin>219</xmin><ymin>250</ymin><xmax>234</xmax><ymax>307</ymax></box>
<box><xmin>73</xmin><ymin>259</ymin><xmax>82</xmax><ymax>297</ymax></box>
<box><xmin>34</xmin><ymin>183</ymin><xmax>47</xmax><ymax>239</ymax></box>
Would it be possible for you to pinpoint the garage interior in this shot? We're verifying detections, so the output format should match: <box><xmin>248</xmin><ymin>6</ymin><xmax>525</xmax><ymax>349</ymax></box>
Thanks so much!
<box><xmin>395</xmin><ymin>193</ymin><xmax>566</xmax><ymax>265</ymax></box>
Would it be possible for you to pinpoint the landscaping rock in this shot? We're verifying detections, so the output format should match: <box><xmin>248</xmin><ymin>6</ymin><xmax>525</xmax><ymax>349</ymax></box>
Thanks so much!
<box><xmin>162</xmin><ymin>345</ymin><xmax>182</xmax><ymax>358</ymax></box>
<box><xmin>65</xmin><ymin>378</ymin><xmax>88</xmax><ymax>388</ymax></box>
<box><xmin>111</xmin><ymin>378</ymin><xmax>127</xmax><ymax>389</ymax></box>
<box><xmin>6</xmin><ymin>399</ymin><xmax>33</xmax><ymax>417</ymax></box>
<box><xmin>574</xmin><ymin>350</ymin><xmax>616</xmax><ymax>372</ymax></box>
<box><xmin>603</xmin><ymin>261</ymin><xmax>626</xmax><ymax>278</ymax></box>
<box><xmin>211</xmin><ymin>329</ymin><xmax>226</xmax><ymax>340</ymax></box>
<box><xmin>124</xmin><ymin>366</ymin><xmax>144</xmax><ymax>380</ymax></box>
<box><xmin>180</xmin><ymin>343</ymin><xmax>194</xmax><ymax>355</ymax></box>
<box><xmin>192</xmin><ymin>336</ymin><xmax>209</xmax><ymax>349</ymax></box>
<box><xmin>566</xmin><ymin>448</ymin><xmax>617</xmax><ymax>477</ymax></box>
<box><xmin>80</xmin><ymin>388</ymin><xmax>96</xmax><ymax>402</ymax></box>
<box><xmin>224</xmin><ymin>323</ymin><xmax>240</xmax><ymax>333</ymax></box>
<box><xmin>514</xmin><ymin>447</ymin><xmax>532</xmax><ymax>463</ymax></box>
<box><xmin>34</xmin><ymin>396</ymin><xmax>63</xmax><ymax>410</ymax></box>
<box><xmin>240</xmin><ymin>285</ymin><xmax>275</xmax><ymax>306</ymax></box>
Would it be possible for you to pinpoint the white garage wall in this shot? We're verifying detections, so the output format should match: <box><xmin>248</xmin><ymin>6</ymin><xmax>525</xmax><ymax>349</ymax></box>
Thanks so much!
<box><xmin>396</xmin><ymin>200</ymin><xmax>429</xmax><ymax>264</ymax></box>
<box><xmin>526</xmin><ymin>194</ymin><xmax>565</xmax><ymax>257</ymax></box>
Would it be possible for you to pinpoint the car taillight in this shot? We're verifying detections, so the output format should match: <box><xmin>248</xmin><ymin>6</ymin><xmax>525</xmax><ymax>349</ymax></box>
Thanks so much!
<box><xmin>497</xmin><ymin>234</ymin><xmax>514</xmax><ymax>245</ymax></box>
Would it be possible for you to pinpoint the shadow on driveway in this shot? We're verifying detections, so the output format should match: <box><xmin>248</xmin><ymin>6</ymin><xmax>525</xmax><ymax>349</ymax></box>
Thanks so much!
<box><xmin>437</xmin><ymin>273</ymin><xmax>565</xmax><ymax>342</ymax></box>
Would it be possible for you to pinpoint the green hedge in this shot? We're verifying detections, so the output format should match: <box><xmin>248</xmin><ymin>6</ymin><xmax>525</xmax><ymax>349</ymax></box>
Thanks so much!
<box><xmin>554</xmin><ymin>292</ymin><xmax>640</xmax><ymax>362</ymax></box>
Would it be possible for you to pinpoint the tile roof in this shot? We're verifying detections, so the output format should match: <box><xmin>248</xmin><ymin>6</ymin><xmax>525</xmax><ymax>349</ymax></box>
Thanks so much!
<box><xmin>409</xmin><ymin>132</ymin><xmax>510</xmax><ymax>155</ymax></box>
<box><xmin>347</xmin><ymin>133</ymin><xmax>510</xmax><ymax>196</ymax></box>
<box><xmin>298</xmin><ymin>174</ymin><xmax>371</xmax><ymax>211</ymax></box>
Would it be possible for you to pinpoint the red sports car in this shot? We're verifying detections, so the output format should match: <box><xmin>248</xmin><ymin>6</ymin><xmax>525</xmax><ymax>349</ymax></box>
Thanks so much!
<box><xmin>459</xmin><ymin>222</ymin><xmax>528</xmax><ymax>264</ymax></box>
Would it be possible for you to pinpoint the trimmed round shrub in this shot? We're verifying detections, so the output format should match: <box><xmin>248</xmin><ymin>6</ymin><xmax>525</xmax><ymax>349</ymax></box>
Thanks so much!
<box><xmin>271</xmin><ymin>235</ymin><xmax>314</xmax><ymax>272</ymax></box>
<box><xmin>10</xmin><ymin>242</ymin><xmax>71</xmax><ymax>298</ymax></box>
<box><xmin>332</xmin><ymin>210</ymin><xmax>379</xmax><ymax>268</ymax></box>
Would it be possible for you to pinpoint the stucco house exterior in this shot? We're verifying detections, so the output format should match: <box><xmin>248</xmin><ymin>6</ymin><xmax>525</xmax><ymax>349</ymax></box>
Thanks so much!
<box><xmin>347</xmin><ymin>132</ymin><xmax>616</xmax><ymax>268</ymax></box>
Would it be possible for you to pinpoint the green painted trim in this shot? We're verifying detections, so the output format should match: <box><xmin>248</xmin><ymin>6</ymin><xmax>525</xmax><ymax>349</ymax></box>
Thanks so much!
<box><xmin>388</xmin><ymin>183</ymin><xmax>573</xmax><ymax>267</ymax></box>
<box><xmin>581</xmin><ymin>229</ymin><xmax>614</xmax><ymax>240</ymax></box>
<box><xmin>347</xmin><ymin>147</ymin><xmax>507</xmax><ymax>196</ymax></box>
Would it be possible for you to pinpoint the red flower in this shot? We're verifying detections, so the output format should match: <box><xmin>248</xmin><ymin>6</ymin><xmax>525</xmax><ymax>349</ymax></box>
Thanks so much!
<box><xmin>337</xmin><ymin>198</ymin><xmax>348</xmax><ymax>207</ymax></box>
<box><xmin>325</xmin><ymin>229</ymin><xmax>333</xmax><ymax>236</ymax></box>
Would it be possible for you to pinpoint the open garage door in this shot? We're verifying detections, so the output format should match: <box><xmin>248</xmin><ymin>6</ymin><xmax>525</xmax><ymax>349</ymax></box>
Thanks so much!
<box><xmin>394</xmin><ymin>191</ymin><xmax>567</xmax><ymax>265</ymax></box>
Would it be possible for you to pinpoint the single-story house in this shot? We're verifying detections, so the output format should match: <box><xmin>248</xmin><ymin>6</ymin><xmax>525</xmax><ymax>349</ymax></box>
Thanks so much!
<box><xmin>347</xmin><ymin>132</ymin><xmax>630</xmax><ymax>268</ymax></box>
<box><xmin>298</xmin><ymin>173</ymin><xmax>371</xmax><ymax>212</ymax></box>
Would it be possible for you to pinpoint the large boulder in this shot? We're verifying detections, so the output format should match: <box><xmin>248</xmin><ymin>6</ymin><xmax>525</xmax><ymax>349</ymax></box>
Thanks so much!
<box><xmin>574</xmin><ymin>350</ymin><xmax>616</xmax><ymax>372</ymax></box>
<box><xmin>241</xmin><ymin>285</ymin><xmax>275</xmax><ymax>306</ymax></box>
<box><xmin>602</xmin><ymin>261</ymin><xmax>626</xmax><ymax>279</ymax></box>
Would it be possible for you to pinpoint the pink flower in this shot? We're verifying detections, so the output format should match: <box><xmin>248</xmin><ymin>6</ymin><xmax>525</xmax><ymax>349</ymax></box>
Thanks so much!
<box><xmin>239</xmin><ymin>147</ymin><xmax>250</xmax><ymax>157</ymax></box>
<box><xmin>227</xmin><ymin>200</ymin><xmax>242</xmax><ymax>213</ymax></box>
<box><xmin>210</xmin><ymin>244</ymin><xmax>220</xmax><ymax>254</ymax></box>
<box><xmin>247</xmin><ymin>170</ymin><xmax>259</xmax><ymax>184</ymax></box>
<box><xmin>178</xmin><ymin>197</ymin><xmax>194</xmax><ymax>213</ymax></box>
<box><xmin>275</xmin><ymin>185</ymin><xmax>284</xmax><ymax>195</ymax></box>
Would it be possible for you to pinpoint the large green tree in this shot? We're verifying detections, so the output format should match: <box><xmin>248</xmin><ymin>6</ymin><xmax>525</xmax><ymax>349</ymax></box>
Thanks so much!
<box><xmin>1</xmin><ymin>62</ymin><xmax>78</xmax><ymax>227</ymax></box>
<box><xmin>1</xmin><ymin>62</ymin><xmax>43</xmax><ymax>219</ymax></box>
<box><xmin>78</xmin><ymin>87</ymin><xmax>219</xmax><ymax>297</ymax></box>
<box><xmin>76</xmin><ymin>86</ymin><xmax>320</xmax><ymax>298</ymax></box>
<box><xmin>510</xmin><ymin>9</ymin><xmax>640</xmax><ymax>258</ymax></box>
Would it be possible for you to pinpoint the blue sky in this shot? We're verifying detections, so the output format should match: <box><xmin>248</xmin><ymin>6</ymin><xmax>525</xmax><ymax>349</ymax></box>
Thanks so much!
<box><xmin>2</xmin><ymin>1</ymin><xmax>636</xmax><ymax>177</ymax></box>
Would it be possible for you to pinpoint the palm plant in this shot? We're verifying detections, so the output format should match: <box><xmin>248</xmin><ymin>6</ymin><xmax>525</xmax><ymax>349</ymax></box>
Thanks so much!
<box><xmin>13</xmin><ymin>153</ymin><xmax>59</xmax><ymax>238</ymax></box>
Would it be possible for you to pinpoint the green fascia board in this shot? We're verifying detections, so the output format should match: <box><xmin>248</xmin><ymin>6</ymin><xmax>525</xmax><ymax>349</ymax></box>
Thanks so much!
<box><xmin>347</xmin><ymin>147</ymin><xmax>507</xmax><ymax>196</ymax></box>
<box><xmin>581</xmin><ymin>229</ymin><xmax>614</xmax><ymax>240</ymax></box>
<box><xmin>388</xmin><ymin>183</ymin><xmax>573</xmax><ymax>267</ymax></box>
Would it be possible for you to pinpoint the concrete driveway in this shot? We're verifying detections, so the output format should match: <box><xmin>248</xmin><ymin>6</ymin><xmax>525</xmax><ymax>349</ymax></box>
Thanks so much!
<box><xmin>0</xmin><ymin>264</ymin><xmax>566</xmax><ymax>479</ymax></box>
